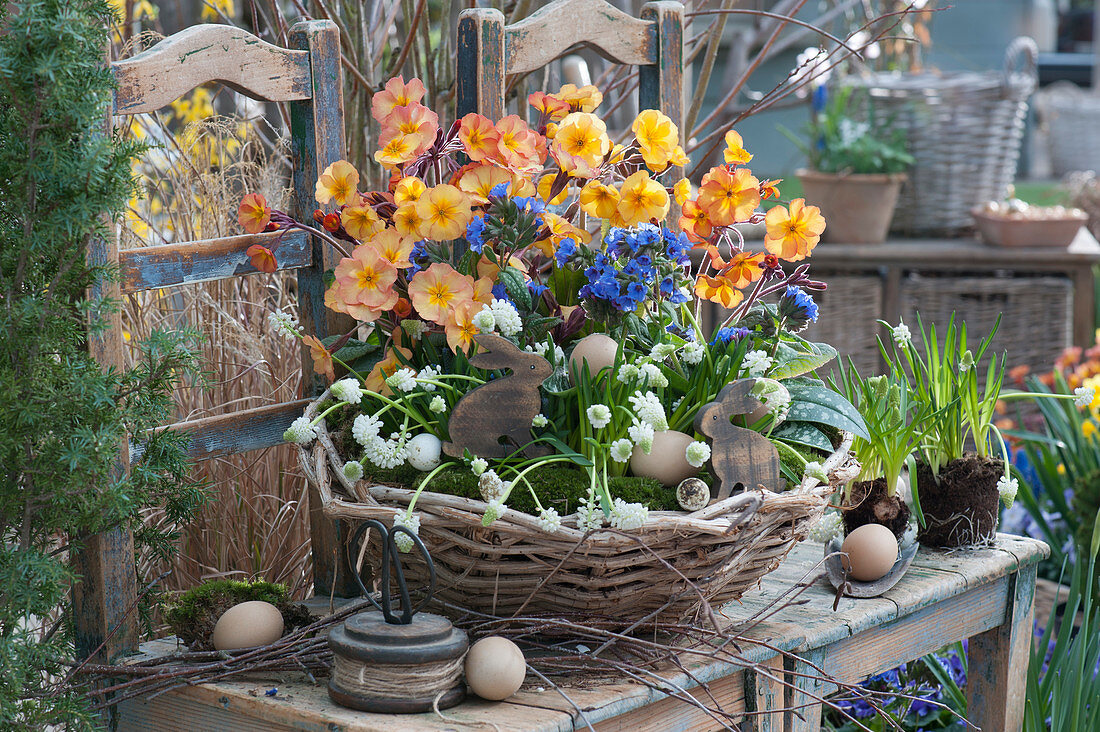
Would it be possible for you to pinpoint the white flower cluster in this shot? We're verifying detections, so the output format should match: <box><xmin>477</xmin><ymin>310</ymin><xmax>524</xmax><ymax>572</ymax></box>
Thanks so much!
<box><xmin>681</xmin><ymin>341</ymin><xmax>705</xmax><ymax>366</ymax></box>
<box><xmin>685</xmin><ymin>441</ymin><xmax>711</xmax><ymax>468</ymax></box>
<box><xmin>892</xmin><ymin>321</ymin><xmax>912</xmax><ymax>348</ymax></box>
<box><xmin>386</xmin><ymin>367</ymin><xmax>418</xmax><ymax>392</ymax></box>
<box><xmin>743</xmin><ymin>350</ymin><xmax>773</xmax><ymax>377</ymax></box>
<box><xmin>1075</xmin><ymin>385</ymin><xmax>1095</xmax><ymax>409</ymax></box>
<box><xmin>527</xmin><ymin>339</ymin><xmax>565</xmax><ymax>364</ymax></box>
<box><xmin>640</xmin><ymin>362</ymin><xmax>669</xmax><ymax>388</ymax></box>
<box><xmin>393</xmin><ymin>512</ymin><xmax>420</xmax><ymax>553</ymax></box>
<box><xmin>268</xmin><ymin>309</ymin><xmax>301</xmax><ymax>340</ymax></box>
<box><xmin>482</xmin><ymin>499</ymin><xmax>506</xmax><ymax>526</ymax></box>
<box><xmin>802</xmin><ymin>461</ymin><xmax>828</xmax><ymax>484</ymax></box>
<box><xmin>628</xmin><ymin>391</ymin><xmax>668</xmax><ymax>430</ymax></box>
<box><xmin>650</xmin><ymin>343</ymin><xmax>677</xmax><ymax>360</ymax></box>
<box><xmin>342</xmin><ymin>460</ymin><xmax>364</xmax><ymax>482</ymax></box>
<box><xmin>418</xmin><ymin>365</ymin><xmax>440</xmax><ymax>391</ymax></box>
<box><xmin>628</xmin><ymin>420</ymin><xmax>655</xmax><ymax>453</ymax></box>
<box><xmin>532</xmin><ymin>413</ymin><xmax>548</xmax><ymax>428</ymax></box>
<box><xmin>402</xmin><ymin>319</ymin><xmax>429</xmax><ymax>339</ymax></box>
<box><xmin>617</xmin><ymin>363</ymin><xmax>639</xmax><ymax>383</ymax></box>
<box><xmin>364</xmin><ymin>432</ymin><xmax>408</xmax><ymax>469</ymax></box>
<box><xmin>470</xmin><ymin>457</ymin><xmax>488</xmax><ymax>476</ymax></box>
<box><xmin>477</xmin><ymin>298</ymin><xmax>523</xmax><ymax>336</ymax></box>
<box><xmin>429</xmin><ymin>395</ymin><xmax>447</xmax><ymax>413</ymax></box>
<box><xmin>331</xmin><ymin>378</ymin><xmax>362</xmax><ymax>405</ymax></box>
<box><xmin>576</xmin><ymin>498</ymin><xmax>605</xmax><ymax>531</ymax></box>
<box><xmin>283</xmin><ymin>416</ymin><xmax>317</xmax><ymax>445</ymax></box>
<box><xmin>537</xmin><ymin>507</ymin><xmax>562</xmax><ymax>533</ymax></box>
<box><xmin>610</xmin><ymin>438</ymin><xmax>634</xmax><ymax>463</ymax></box>
<box><xmin>610</xmin><ymin>498</ymin><xmax>648</xmax><ymax>530</ymax></box>
<box><xmin>352</xmin><ymin>414</ymin><xmax>382</xmax><ymax>445</ymax></box>
<box><xmin>808</xmin><ymin>511</ymin><xmax>842</xmax><ymax>543</ymax></box>
<box><xmin>790</xmin><ymin>46</ymin><xmax>831</xmax><ymax>96</ymax></box>
<box><xmin>586</xmin><ymin>404</ymin><xmax>612</xmax><ymax>429</ymax></box>
<box><xmin>997</xmin><ymin>475</ymin><xmax>1019</xmax><ymax>505</ymax></box>
<box><xmin>479</xmin><ymin>469</ymin><xmax>507</xmax><ymax>502</ymax></box>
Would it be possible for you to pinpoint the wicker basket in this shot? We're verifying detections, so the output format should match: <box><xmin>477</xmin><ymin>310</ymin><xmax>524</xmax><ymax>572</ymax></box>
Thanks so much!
<box><xmin>1037</xmin><ymin>82</ymin><xmax>1100</xmax><ymax>177</ymax></box>
<box><xmin>845</xmin><ymin>37</ymin><xmax>1037</xmax><ymax>235</ymax></box>
<box><xmin>801</xmin><ymin>273</ymin><xmax>883</xmax><ymax>377</ymax></box>
<box><xmin>900</xmin><ymin>273</ymin><xmax>1072</xmax><ymax>374</ymax></box>
<box><xmin>299</xmin><ymin>392</ymin><xmax>857</xmax><ymax>626</ymax></box>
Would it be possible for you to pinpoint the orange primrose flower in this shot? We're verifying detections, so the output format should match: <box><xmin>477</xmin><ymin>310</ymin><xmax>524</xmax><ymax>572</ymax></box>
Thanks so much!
<box><xmin>472</xmin><ymin>276</ymin><xmax>495</xmax><ymax>306</ymax></box>
<box><xmin>678</xmin><ymin>200</ymin><xmax>712</xmax><ymax>243</ymax></box>
<box><xmin>672</xmin><ymin>178</ymin><xmax>691</xmax><ymax>206</ymax></box>
<box><xmin>764</xmin><ymin>198</ymin><xmax>826</xmax><ymax>262</ymax></box>
<box><xmin>759</xmin><ymin>178</ymin><xmax>783</xmax><ymax>201</ymax></box>
<box><xmin>445</xmin><ymin>299</ymin><xmax>482</xmax><ymax>353</ymax></box>
<box><xmin>538</xmin><ymin>173</ymin><xmax>569</xmax><ymax>205</ymax></box>
<box><xmin>408</xmin><ymin>262</ymin><xmax>475</xmax><ymax>324</ymax></box>
<box><xmin>579</xmin><ymin>180</ymin><xmax>620</xmax><ymax>219</ymax></box>
<box><xmin>340</xmin><ymin>203</ymin><xmax>385</xmax><ymax>241</ymax></box>
<box><xmin>333</xmin><ymin>243</ymin><xmax>400</xmax><ymax>315</ymax></box>
<box><xmin>528</xmin><ymin>91</ymin><xmax>571</xmax><ymax>122</ymax></box>
<box><xmin>723</xmin><ymin>130</ymin><xmax>753</xmax><ymax>166</ymax></box>
<box><xmin>694</xmin><ymin>274</ymin><xmax>744</xmax><ymax>310</ymax></box>
<box><xmin>238</xmin><ymin>193</ymin><xmax>271</xmax><ymax>233</ymax></box>
<box><xmin>381</xmin><ymin>102</ymin><xmax>438</xmax><ymax>151</ymax></box>
<box><xmin>303</xmin><ymin>334</ymin><xmax>335</xmax><ymax>382</ymax></box>
<box><xmin>552</xmin><ymin>83</ymin><xmax>603</xmax><ymax>113</ymax></box>
<box><xmin>416</xmin><ymin>184</ymin><xmax>473</xmax><ymax>241</ymax></box>
<box><xmin>551</xmin><ymin>112</ymin><xmax>609</xmax><ymax>177</ymax></box>
<box><xmin>492</xmin><ymin>115</ymin><xmax>546</xmax><ymax>173</ymax></box>
<box><xmin>374</xmin><ymin>133</ymin><xmax>424</xmax><ymax>169</ymax></box>
<box><xmin>246</xmin><ymin>244</ymin><xmax>277</xmax><ymax>274</ymax></box>
<box><xmin>455</xmin><ymin>163</ymin><xmax>513</xmax><ymax>204</ymax></box>
<box><xmin>369</xmin><ymin>228</ymin><xmax>416</xmax><ymax>269</ymax></box>
<box><xmin>371</xmin><ymin>76</ymin><xmax>427</xmax><ymax>125</ymax></box>
<box><xmin>719</xmin><ymin>251</ymin><xmax>766</xmax><ymax>289</ymax></box>
<box><xmin>393</xmin><ymin>201</ymin><xmax>423</xmax><ymax>238</ymax></box>
<box><xmin>697</xmin><ymin>166</ymin><xmax>760</xmax><ymax>226</ymax></box>
<box><xmin>315</xmin><ymin>160</ymin><xmax>360</xmax><ymax>206</ymax></box>
<box><xmin>394</xmin><ymin>176</ymin><xmax>427</xmax><ymax>206</ymax></box>
<box><xmin>617</xmin><ymin>170</ymin><xmax>670</xmax><ymax>226</ymax></box>
<box><xmin>458</xmin><ymin>113</ymin><xmax>500</xmax><ymax>162</ymax></box>
<box><xmin>366</xmin><ymin>343</ymin><xmax>413</xmax><ymax>395</ymax></box>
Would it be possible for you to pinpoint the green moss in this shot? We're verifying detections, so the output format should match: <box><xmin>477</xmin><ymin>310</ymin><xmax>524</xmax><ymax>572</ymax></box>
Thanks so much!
<box><xmin>363</xmin><ymin>464</ymin><xmax>683</xmax><ymax>514</ymax></box>
<box><xmin>165</xmin><ymin>579</ymin><xmax>311</xmax><ymax>650</ymax></box>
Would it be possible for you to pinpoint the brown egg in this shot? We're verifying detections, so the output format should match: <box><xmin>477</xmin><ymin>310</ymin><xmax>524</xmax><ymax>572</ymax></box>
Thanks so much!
<box><xmin>840</xmin><ymin>523</ymin><xmax>899</xmax><ymax>582</ymax></box>
<box><xmin>211</xmin><ymin>601</ymin><xmax>284</xmax><ymax>651</ymax></box>
<box><xmin>464</xmin><ymin>636</ymin><xmax>526</xmax><ymax>701</ymax></box>
<box><xmin>568</xmin><ymin>334</ymin><xmax>618</xmax><ymax>381</ymax></box>
<box><xmin>630</xmin><ymin>430</ymin><xmax>698</xmax><ymax>487</ymax></box>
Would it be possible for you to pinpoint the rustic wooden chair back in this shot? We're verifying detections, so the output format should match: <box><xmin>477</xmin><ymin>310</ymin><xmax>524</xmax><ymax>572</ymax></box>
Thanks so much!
<box><xmin>76</xmin><ymin>20</ymin><xmax>355</xmax><ymax>664</ymax></box>
<box><xmin>456</xmin><ymin>0</ymin><xmax>684</xmax><ymax>140</ymax></box>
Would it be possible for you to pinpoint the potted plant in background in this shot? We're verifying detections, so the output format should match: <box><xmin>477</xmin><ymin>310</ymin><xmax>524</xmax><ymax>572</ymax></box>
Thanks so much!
<box><xmin>785</xmin><ymin>86</ymin><xmax>912</xmax><ymax>244</ymax></box>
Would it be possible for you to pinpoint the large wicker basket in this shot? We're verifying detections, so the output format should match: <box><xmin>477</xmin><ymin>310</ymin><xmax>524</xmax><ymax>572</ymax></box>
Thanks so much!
<box><xmin>845</xmin><ymin>37</ymin><xmax>1037</xmax><ymax>235</ymax></box>
<box><xmin>1037</xmin><ymin>82</ymin><xmax>1100</xmax><ymax>177</ymax></box>
<box><xmin>298</xmin><ymin>391</ymin><xmax>857</xmax><ymax>626</ymax></box>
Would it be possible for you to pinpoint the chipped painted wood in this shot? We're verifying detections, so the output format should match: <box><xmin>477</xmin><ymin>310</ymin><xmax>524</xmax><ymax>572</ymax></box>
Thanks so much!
<box><xmin>456</xmin><ymin>8</ymin><xmax>506</xmax><ymax>122</ymax></box>
<box><xmin>119</xmin><ymin>230</ymin><xmax>311</xmax><ymax>293</ymax></box>
<box><xmin>503</xmin><ymin>0</ymin><xmax>655</xmax><ymax>74</ymax></box>
<box><xmin>287</xmin><ymin>19</ymin><xmax>359</xmax><ymax>600</ymax></box>
<box><xmin>112</xmin><ymin>24</ymin><xmax>311</xmax><ymax>115</ymax></box>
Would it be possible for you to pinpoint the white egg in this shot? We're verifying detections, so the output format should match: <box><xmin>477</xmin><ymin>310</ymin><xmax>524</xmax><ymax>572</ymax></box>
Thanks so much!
<box><xmin>407</xmin><ymin>433</ymin><xmax>443</xmax><ymax>471</ymax></box>
<box><xmin>568</xmin><ymin>334</ymin><xmax>618</xmax><ymax>382</ymax></box>
<box><xmin>211</xmin><ymin>601</ymin><xmax>284</xmax><ymax>651</ymax></box>
<box><xmin>840</xmin><ymin>523</ymin><xmax>899</xmax><ymax>582</ymax></box>
<box><xmin>630</xmin><ymin>430</ymin><xmax>697</xmax><ymax>487</ymax></box>
<box><xmin>465</xmin><ymin>636</ymin><xmax>526</xmax><ymax>701</ymax></box>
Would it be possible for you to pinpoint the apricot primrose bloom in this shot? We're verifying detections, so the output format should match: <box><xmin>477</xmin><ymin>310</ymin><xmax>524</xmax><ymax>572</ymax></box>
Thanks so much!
<box><xmin>723</xmin><ymin>130</ymin><xmax>753</xmax><ymax>166</ymax></box>
<box><xmin>393</xmin><ymin>201</ymin><xmax>423</xmax><ymax>238</ymax></box>
<box><xmin>393</xmin><ymin>176</ymin><xmax>427</xmax><ymax>206</ymax></box>
<box><xmin>760</xmin><ymin>178</ymin><xmax>783</xmax><ymax>201</ymax></box>
<box><xmin>697</xmin><ymin>166</ymin><xmax>760</xmax><ymax>227</ymax></box>
<box><xmin>632</xmin><ymin>109</ymin><xmax>680</xmax><ymax>172</ymax></box>
<box><xmin>458</xmin><ymin>113</ymin><xmax>500</xmax><ymax>162</ymax></box>
<box><xmin>672</xmin><ymin>178</ymin><xmax>691</xmax><ymax>206</ymax></box>
<box><xmin>381</xmin><ymin>102</ymin><xmax>439</xmax><ymax>155</ymax></box>
<box><xmin>764</xmin><ymin>198</ymin><xmax>826</xmax><ymax>262</ymax></box>
<box><xmin>579</xmin><ymin>180</ymin><xmax>620</xmax><ymax>219</ymax></box>
<box><xmin>679</xmin><ymin>200</ymin><xmax>713</xmax><ymax>243</ymax></box>
<box><xmin>374</xmin><ymin>132</ymin><xmax>424</xmax><ymax>169</ymax></box>
<box><xmin>528</xmin><ymin>91</ymin><xmax>570</xmax><ymax>123</ymax></box>
<box><xmin>493</xmin><ymin>115</ymin><xmax>547</xmax><ymax>173</ymax></box>
<box><xmin>551</xmin><ymin>112</ymin><xmax>609</xmax><ymax>178</ymax></box>
<box><xmin>370</xmin><ymin>228</ymin><xmax>416</xmax><ymax>269</ymax></box>
<box><xmin>694</xmin><ymin>273</ymin><xmax>744</xmax><ymax>310</ymax></box>
<box><xmin>408</xmin><ymin>262</ymin><xmax>475</xmax><ymax>324</ymax></box>
<box><xmin>238</xmin><ymin>193</ymin><xmax>271</xmax><ymax>234</ymax></box>
<box><xmin>416</xmin><ymin>184</ymin><xmax>473</xmax><ymax>241</ymax></box>
<box><xmin>303</xmin><ymin>334</ymin><xmax>335</xmax><ymax>382</ymax></box>
<box><xmin>718</xmin><ymin>251</ymin><xmax>766</xmax><ymax>289</ymax></box>
<box><xmin>366</xmin><ymin>342</ymin><xmax>413</xmax><ymax>395</ymax></box>
<box><xmin>455</xmin><ymin>163</ymin><xmax>514</xmax><ymax>205</ymax></box>
<box><xmin>340</xmin><ymin>202</ymin><xmax>385</xmax><ymax>241</ymax></box>
<box><xmin>538</xmin><ymin>174</ymin><xmax>569</xmax><ymax>205</ymax></box>
<box><xmin>445</xmin><ymin>299</ymin><xmax>482</xmax><ymax>353</ymax></box>
<box><xmin>371</xmin><ymin>76</ymin><xmax>427</xmax><ymax>124</ymax></box>
<box><xmin>331</xmin><ymin>243</ymin><xmax>399</xmax><ymax>321</ymax></box>
<box><xmin>246</xmin><ymin>244</ymin><xmax>277</xmax><ymax>274</ymax></box>
<box><xmin>315</xmin><ymin>160</ymin><xmax>360</xmax><ymax>206</ymax></box>
<box><xmin>552</xmin><ymin>83</ymin><xmax>603</xmax><ymax>113</ymax></box>
<box><xmin>617</xmin><ymin>170</ymin><xmax>670</xmax><ymax>226</ymax></box>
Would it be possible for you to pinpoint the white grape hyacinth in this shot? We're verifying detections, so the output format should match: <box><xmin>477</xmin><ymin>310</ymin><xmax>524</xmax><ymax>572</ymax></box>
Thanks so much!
<box><xmin>386</xmin><ymin>367</ymin><xmax>418</xmax><ymax>393</ymax></box>
<box><xmin>576</xmin><ymin>499</ymin><xmax>605</xmax><ymax>531</ymax></box>
<box><xmin>997</xmin><ymin>475</ymin><xmax>1019</xmax><ymax>506</ymax></box>
<box><xmin>482</xmin><ymin>499</ymin><xmax>506</xmax><ymax>527</ymax></box>
<box><xmin>428</xmin><ymin>395</ymin><xmax>447</xmax><ymax>413</ymax></box>
<box><xmin>417</xmin><ymin>365</ymin><xmax>440</xmax><ymax>391</ymax></box>
<box><xmin>392</xmin><ymin>512</ymin><xmax>420</xmax><ymax>553</ymax></box>
<box><xmin>470</xmin><ymin>457</ymin><xmax>488</xmax><ymax>477</ymax></box>
<box><xmin>489</xmin><ymin>298</ymin><xmax>522</xmax><ymax>336</ymax></box>
<box><xmin>284</xmin><ymin>416</ymin><xmax>317</xmax><ymax>445</ymax></box>
<box><xmin>1075</xmin><ymin>385</ymin><xmax>1095</xmax><ymax>409</ymax></box>
<box><xmin>892</xmin><ymin>321</ymin><xmax>912</xmax><ymax>348</ymax></box>
<box><xmin>330</xmin><ymin>378</ymin><xmax>363</xmax><ymax>405</ymax></box>
<box><xmin>537</xmin><ymin>507</ymin><xmax>562</xmax><ymax>533</ymax></box>
<box><xmin>268</xmin><ymin>309</ymin><xmax>301</xmax><ymax>339</ymax></box>
<box><xmin>610</xmin><ymin>498</ymin><xmax>648</xmax><ymax>530</ymax></box>
<box><xmin>352</xmin><ymin>414</ymin><xmax>382</xmax><ymax>446</ymax></box>
<box><xmin>808</xmin><ymin>511</ymin><xmax>843</xmax><ymax>543</ymax></box>
<box><xmin>342</xmin><ymin>460</ymin><xmax>364</xmax><ymax>482</ymax></box>
<box><xmin>628</xmin><ymin>420</ymin><xmax>655</xmax><ymax>453</ymax></box>
<box><xmin>586</xmin><ymin>404</ymin><xmax>612</xmax><ymax>430</ymax></box>
<box><xmin>610</xmin><ymin>438</ymin><xmax>634</xmax><ymax>463</ymax></box>
<box><xmin>640</xmin><ymin>362</ymin><xmax>669</xmax><ymax>388</ymax></box>
<box><xmin>685</xmin><ymin>440</ymin><xmax>711</xmax><ymax>468</ymax></box>
<box><xmin>743</xmin><ymin>350</ymin><xmax>773</xmax><ymax>377</ymax></box>
<box><xmin>478</xmin><ymin>469</ymin><xmax>506</xmax><ymax>502</ymax></box>
<box><xmin>473</xmin><ymin>307</ymin><xmax>496</xmax><ymax>333</ymax></box>
<box><xmin>628</xmin><ymin>390</ymin><xmax>667</xmax><ymax>430</ymax></box>
<box><xmin>681</xmin><ymin>341</ymin><xmax>705</xmax><ymax>365</ymax></box>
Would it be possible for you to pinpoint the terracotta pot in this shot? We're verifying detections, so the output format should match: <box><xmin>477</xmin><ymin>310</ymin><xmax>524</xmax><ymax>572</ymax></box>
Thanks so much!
<box><xmin>796</xmin><ymin>169</ymin><xmax>906</xmax><ymax>245</ymax></box>
<box><xmin>971</xmin><ymin>206</ymin><xmax>1086</xmax><ymax>248</ymax></box>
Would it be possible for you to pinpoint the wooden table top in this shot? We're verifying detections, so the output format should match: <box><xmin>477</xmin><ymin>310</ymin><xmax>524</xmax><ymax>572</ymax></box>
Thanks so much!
<box><xmin>120</xmin><ymin>534</ymin><xmax>1048</xmax><ymax>732</ymax></box>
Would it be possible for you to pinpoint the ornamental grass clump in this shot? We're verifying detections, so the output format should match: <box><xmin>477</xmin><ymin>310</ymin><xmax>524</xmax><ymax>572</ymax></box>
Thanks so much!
<box><xmin>240</xmin><ymin>76</ymin><xmax>868</xmax><ymax>547</ymax></box>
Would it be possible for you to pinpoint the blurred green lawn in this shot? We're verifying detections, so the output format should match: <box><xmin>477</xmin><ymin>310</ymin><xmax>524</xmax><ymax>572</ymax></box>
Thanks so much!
<box><xmin>770</xmin><ymin>177</ymin><xmax>1068</xmax><ymax>208</ymax></box>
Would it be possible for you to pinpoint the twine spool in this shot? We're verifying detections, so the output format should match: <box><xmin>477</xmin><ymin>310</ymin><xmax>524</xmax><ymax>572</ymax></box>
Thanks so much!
<box><xmin>328</xmin><ymin>610</ymin><xmax>468</xmax><ymax>713</ymax></box>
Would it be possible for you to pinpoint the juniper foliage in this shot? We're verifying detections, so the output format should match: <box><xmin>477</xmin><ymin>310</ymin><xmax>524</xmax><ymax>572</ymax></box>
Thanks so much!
<box><xmin>0</xmin><ymin>1</ymin><xmax>206</xmax><ymax>727</ymax></box>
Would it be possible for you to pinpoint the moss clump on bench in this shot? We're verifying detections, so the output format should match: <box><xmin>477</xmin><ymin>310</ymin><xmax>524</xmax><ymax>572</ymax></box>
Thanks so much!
<box><xmin>165</xmin><ymin>579</ymin><xmax>312</xmax><ymax>650</ymax></box>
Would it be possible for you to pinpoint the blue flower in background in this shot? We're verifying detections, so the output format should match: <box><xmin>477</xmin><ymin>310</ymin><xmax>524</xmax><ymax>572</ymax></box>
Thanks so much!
<box><xmin>528</xmin><ymin>280</ymin><xmax>548</xmax><ymax>296</ymax></box>
<box><xmin>489</xmin><ymin>182</ymin><xmax>511</xmax><ymax>198</ymax></box>
<box><xmin>555</xmin><ymin>237</ymin><xmax>577</xmax><ymax>268</ymax></box>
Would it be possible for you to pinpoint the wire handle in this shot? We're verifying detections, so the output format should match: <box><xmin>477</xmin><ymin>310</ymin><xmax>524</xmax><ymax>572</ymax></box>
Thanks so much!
<box><xmin>1002</xmin><ymin>36</ymin><xmax>1038</xmax><ymax>92</ymax></box>
<box><xmin>349</xmin><ymin>518</ymin><xmax>437</xmax><ymax>625</ymax></box>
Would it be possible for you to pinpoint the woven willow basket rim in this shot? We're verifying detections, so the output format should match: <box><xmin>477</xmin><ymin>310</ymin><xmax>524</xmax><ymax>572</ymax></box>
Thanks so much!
<box><xmin>297</xmin><ymin>387</ymin><xmax>855</xmax><ymax>538</ymax></box>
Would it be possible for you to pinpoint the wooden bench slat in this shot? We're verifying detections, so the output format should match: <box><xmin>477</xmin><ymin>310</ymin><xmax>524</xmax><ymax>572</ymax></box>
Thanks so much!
<box><xmin>112</xmin><ymin>24</ymin><xmax>312</xmax><ymax>115</ymax></box>
<box><xmin>119</xmin><ymin>230</ymin><xmax>311</xmax><ymax>293</ymax></box>
<box><xmin>131</xmin><ymin>399</ymin><xmax>311</xmax><ymax>463</ymax></box>
<box><xmin>503</xmin><ymin>0</ymin><xmax>656</xmax><ymax>74</ymax></box>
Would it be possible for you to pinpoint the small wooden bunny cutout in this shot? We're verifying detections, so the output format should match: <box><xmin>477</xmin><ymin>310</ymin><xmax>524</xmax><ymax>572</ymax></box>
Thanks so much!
<box><xmin>694</xmin><ymin>379</ymin><xmax>782</xmax><ymax>501</ymax></box>
<box><xmin>443</xmin><ymin>334</ymin><xmax>553</xmax><ymax>459</ymax></box>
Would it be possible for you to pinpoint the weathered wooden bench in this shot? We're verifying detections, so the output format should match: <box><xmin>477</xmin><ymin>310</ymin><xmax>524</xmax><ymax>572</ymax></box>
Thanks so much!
<box><xmin>116</xmin><ymin>534</ymin><xmax>1046</xmax><ymax>731</ymax></box>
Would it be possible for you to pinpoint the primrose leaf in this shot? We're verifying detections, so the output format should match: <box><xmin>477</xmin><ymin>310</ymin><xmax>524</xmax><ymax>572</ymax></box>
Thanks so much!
<box><xmin>785</xmin><ymin>379</ymin><xmax>870</xmax><ymax>440</ymax></box>
<box><xmin>322</xmin><ymin>338</ymin><xmax>378</xmax><ymax>363</ymax></box>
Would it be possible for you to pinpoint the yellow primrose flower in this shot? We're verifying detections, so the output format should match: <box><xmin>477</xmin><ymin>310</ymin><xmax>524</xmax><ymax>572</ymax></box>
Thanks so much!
<box><xmin>340</xmin><ymin>203</ymin><xmax>384</xmax><ymax>241</ymax></box>
<box><xmin>617</xmin><ymin>170</ymin><xmax>670</xmax><ymax>226</ymax></box>
<box><xmin>632</xmin><ymin>109</ymin><xmax>680</xmax><ymax>172</ymax></box>
<box><xmin>723</xmin><ymin>130</ymin><xmax>753</xmax><ymax>166</ymax></box>
<box><xmin>1083</xmin><ymin>419</ymin><xmax>1098</xmax><ymax>441</ymax></box>
<box><xmin>551</xmin><ymin>112</ymin><xmax>609</xmax><ymax>177</ymax></box>
<box><xmin>415</xmin><ymin>184</ymin><xmax>473</xmax><ymax>241</ymax></box>
<box><xmin>538</xmin><ymin>174</ymin><xmax>569</xmax><ymax>205</ymax></box>
<box><xmin>672</xmin><ymin>178</ymin><xmax>691</xmax><ymax>206</ymax></box>
<box><xmin>579</xmin><ymin>180</ymin><xmax>620</xmax><ymax>219</ymax></box>
<box><xmin>315</xmin><ymin>160</ymin><xmax>360</xmax><ymax>206</ymax></box>
<box><xmin>393</xmin><ymin>176</ymin><xmax>426</xmax><ymax>206</ymax></box>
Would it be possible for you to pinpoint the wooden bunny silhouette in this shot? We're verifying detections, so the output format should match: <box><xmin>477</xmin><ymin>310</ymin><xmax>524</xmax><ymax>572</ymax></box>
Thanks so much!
<box><xmin>694</xmin><ymin>379</ymin><xmax>782</xmax><ymax>501</ymax></box>
<box><xmin>443</xmin><ymin>334</ymin><xmax>553</xmax><ymax>459</ymax></box>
